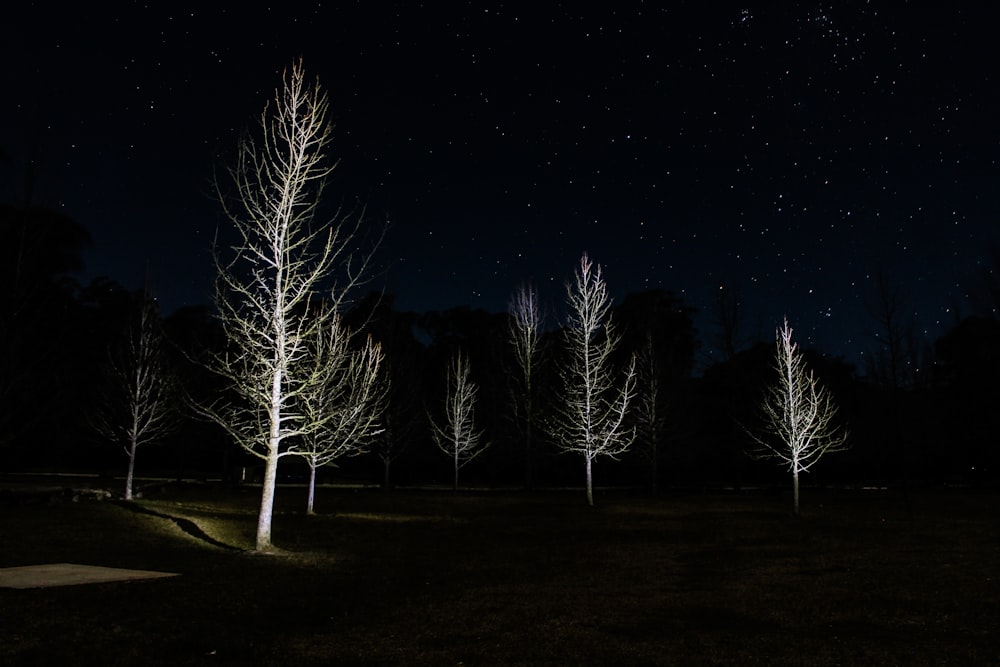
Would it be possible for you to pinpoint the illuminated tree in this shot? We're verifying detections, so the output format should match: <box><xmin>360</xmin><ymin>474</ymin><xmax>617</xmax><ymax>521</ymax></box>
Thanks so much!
<box><xmin>745</xmin><ymin>318</ymin><xmax>848</xmax><ymax>516</ymax></box>
<box><xmin>430</xmin><ymin>350</ymin><xmax>489</xmax><ymax>490</ymax></box>
<box><xmin>552</xmin><ymin>253</ymin><xmax>637</xmax><ymax>506</ymax></box>
<box><xmin>297</xmin><ymin>311</ymin><xmax>385</xmax><ymax>514</ymax></box>
<box><xmin>93</xmin><ymin>296</ymin><xmax>177</xmax><ymax>500</ymax></box>
<box><xmin>507</xmin><ymin>282</ymin><xmax>545</xmax><ymax>489</ymax></box>
<box><xmin>200</xmin><ymin>59</ymin><xmax>378</xmax><ymax>550</ymax></box>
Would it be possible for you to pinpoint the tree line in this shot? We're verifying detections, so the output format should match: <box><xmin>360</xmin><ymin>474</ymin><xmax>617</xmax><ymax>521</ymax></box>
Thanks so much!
<box><xmin>3</xmin><ymin>62</ymin><xmax>997</xmax><ymax>550</ymax></box>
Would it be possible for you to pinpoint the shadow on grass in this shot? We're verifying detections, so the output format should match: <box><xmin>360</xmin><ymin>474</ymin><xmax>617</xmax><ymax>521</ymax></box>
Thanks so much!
<box><xmin>114</xmin><ymin>500</ymin><xmax>244</xmax><ymax>552</ymax></box>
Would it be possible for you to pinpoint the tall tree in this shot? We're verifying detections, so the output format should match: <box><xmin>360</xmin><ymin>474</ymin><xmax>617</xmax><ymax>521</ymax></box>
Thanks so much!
<box><xmin>200</xmin><ymin>59</ymin><xmax>378</xmax><ymax>551</ymax></box>
<box><xmin>745</xmin><ymin>318</ymin><xmax>848</xmax><ymax>516</ymax></box>
<box><xmin>92</xmin><ymin>295</ymin><xmax>177</xmax><ymax>500</ymax></box>
<box><xmin>713</xmin><ymin>283</ymin><xmax>745</xmax><ymax>362</ymax></box>
<box><xmin>507</xmin><ymin>282</ymin><xmax>545</xmax><ymax>489</ymax></box>
<box><xmin>297</xmin><ymin>312</ymin><xmax>384</xmax><ymax>514</ymax></box>
<box><xmin>866</xmin><ymin>268</ymin><xmax>918</xmax><ymax>390</ymax></box>
<box><xmin>552</xmin><ymin>253</ymin><xmax>637</xmax><ymax>506</ymax></box>
<box><xmin>0</xmin><ymin>204</ymin><xmax>89</xmax><ymax>451</ymax></box>
<box><xmin>632</xmin><ymin>333</ymin><xmax>666</xmax><ymax>493</ymax></box>
<box><xmin>430</xmin><ymin>350</ymin><xmax>489</xmax><ymax>490</ymax></box>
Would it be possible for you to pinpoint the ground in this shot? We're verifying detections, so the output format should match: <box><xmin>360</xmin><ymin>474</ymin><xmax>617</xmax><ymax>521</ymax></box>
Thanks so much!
<box><xmin>0</xmin><ymin>480</ymin><xmax>997</xmax><ymax>665</ymax></box>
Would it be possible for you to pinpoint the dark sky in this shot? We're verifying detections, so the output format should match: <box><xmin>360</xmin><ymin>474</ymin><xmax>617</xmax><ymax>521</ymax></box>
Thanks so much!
<box><xmin>3</xmin><ymin>2</ymin><xmax>998</xmax><ymax>368</ymax></box>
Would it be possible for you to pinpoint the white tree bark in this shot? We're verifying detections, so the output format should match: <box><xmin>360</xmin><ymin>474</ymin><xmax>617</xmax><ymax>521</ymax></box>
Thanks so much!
<box><xmin>429</xmin><ymin>350</ymin><xmax>489</xmax><ymax>490</ymax></box>
<box><xmin>552</xmin><ymin>253</ymin><xmax>637</xmax><ymax>506</ymax></box>
<box><xmin>298</xmin><ymin>312</ymin><xmax>385</xmax><ymax>514</ymax></box>
<box><xmin>93</xmin><ymin>296</ymin><xmax>176</xmax><ymax>501</ymax></box>
<box><xmin>199</xmin><ymin>59</ymin><xmax>378</xmax><ymax>550</ymax></box>
<box><xmin>746</xmin><ymin>318</ymin><xmax>849</xmax><ymax>516</ymax></box>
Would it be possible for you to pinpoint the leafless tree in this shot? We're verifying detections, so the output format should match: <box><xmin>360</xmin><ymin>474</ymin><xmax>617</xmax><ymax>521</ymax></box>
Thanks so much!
<box><xmin>633</xmin><ymin>333</ymin><xmax>667</xmax><ymax>494</ymax></box>
<box><xmin>430</xmin><ymin>350</ymin><xmax>489</xmax><ymax>490</ymax></box>
<box><xmin>372</xmin><ymin>358</ymin><xmax>420</xmax><ymax>491</ymax></box>
<box><xmin>199</xmin><ymin>59</ymin><xmax>378</xmax><ymax>551</ymax></box>
<box><xmin>507</xmin><ymin>282</ymin><xmax>545</xmax><ymax>489</ymax></box>
<box><xmin>552</xmin><ymin>253</ymin><xmax>637</xmax><ymax>506</ymax></box>
<box><xmin>866</xmin><ymin>268</ymin><xmax>918</xmax><ymax>390</ymax></box>
<box><xmin>713</xmin><ymin>283</ymin><xmax>745</xmax><ymax>361</ymax></box>
<box><xmin>93</xmin><ymin>296</ymin><xmax>177</xmax><ymax>500</ymax></box>
<box><xmin>745</xmin><ymin>318</ymin><xmax>848</xmax><ymax>516</ymax></box>
<box><xmin>297</xmin><ymin>311</ymin><xmax>385</xmax><ymax>514</ymax></box>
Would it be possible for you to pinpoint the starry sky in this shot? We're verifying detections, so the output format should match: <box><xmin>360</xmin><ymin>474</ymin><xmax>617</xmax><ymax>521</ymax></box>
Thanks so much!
<box><xmin>3</xmin><ymin>2</ymin><xmax>998</xmax><ymax>369</ymax></box>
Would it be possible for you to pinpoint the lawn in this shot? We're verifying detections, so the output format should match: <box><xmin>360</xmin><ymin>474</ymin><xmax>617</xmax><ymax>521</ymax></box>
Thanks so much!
<box><xmin>1</xmin><ymin>483</ymin><xmax>997</xmax><ymax>665</ymax></box>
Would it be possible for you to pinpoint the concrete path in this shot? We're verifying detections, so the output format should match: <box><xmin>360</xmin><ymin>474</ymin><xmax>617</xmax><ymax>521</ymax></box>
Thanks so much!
<box><xmin>0</xmin><ymin>563</ymin><xmax>179</xmax><ymax>589</ymax></box>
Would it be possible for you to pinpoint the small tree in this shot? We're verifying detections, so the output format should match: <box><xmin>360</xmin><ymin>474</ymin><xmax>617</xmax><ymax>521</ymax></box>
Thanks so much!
<box><xmin>745</xmin><ymin>318</ymin><xmax>848</xmax><ymax>516</ymax></box>
<box><xmin>507</xmin><ymin>282</ymin><xmax>545</xmax><ymax>489</ymax></box>
<box><xmin>553</xmin><ymin>253</ymin><xmax>637</xmax><ymax>506</ymax></box>
<box><xmin>430</xmin><ymin>350</ymin><xmax>489</xmax><ymax>490</ymax></box>
<box><xmin>297</xmin><ymin>311</ymin><xmax>385</xmax><ymax>514</ymax></box>
<box><xmin>93</xmin><ymin>296</ymin><xmax>177</xmax><ymax>500</ymax></box>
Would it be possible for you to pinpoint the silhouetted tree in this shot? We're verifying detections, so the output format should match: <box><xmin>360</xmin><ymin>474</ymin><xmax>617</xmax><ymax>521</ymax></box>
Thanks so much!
<box><xmin>0</xmin><ymin>204</ymin><xmax>90</xmax><ymax>452</ymax></box>
<box><xmin>933</xmin><ymin>316</ymin><xmax>1000</xmax><ymax>482</ymax></box>
<box><xmin>713</xmin><ymin>283</ymin><xmax>746</xmax><ymax>361</ymax></box>
<box><xmin>615</xmin><ymin>289</ymin><xmax>697</xmax><ymax>491</ymax></box>
<box><xmin>347</xmin><ymin>293</ymin><xmax>426</xmax><ymax>491</ymax></box>
<box><xmin>865</xmin><ymin>268</ymin><xmax>920</xmax><ymax>389</ymax></box>
<box><xmin>507</xmin><ymin>282</ymin><xmax>546</xmax><ymax>489</ymax></box>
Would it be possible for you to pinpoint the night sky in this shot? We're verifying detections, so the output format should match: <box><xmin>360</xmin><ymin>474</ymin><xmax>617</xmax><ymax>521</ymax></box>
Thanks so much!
<box><xmin>3</xmin><ymin>2</ymin><xmax>998</xmax><ymax>368</ymax></box>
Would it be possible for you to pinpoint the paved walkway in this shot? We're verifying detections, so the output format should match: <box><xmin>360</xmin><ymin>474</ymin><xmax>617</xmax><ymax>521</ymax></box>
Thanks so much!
<box><xmin>0</xmin><ymin>563</ymin><xmax>179</xmax><ymax>589</ymax></box>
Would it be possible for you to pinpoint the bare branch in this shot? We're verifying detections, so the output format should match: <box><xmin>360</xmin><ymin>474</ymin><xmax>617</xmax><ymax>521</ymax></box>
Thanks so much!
<box><xmin>744</xmin><ymin>317</ymin><xmax>849</xmax><ymax>515</ymax></box>
<box><xmin>196</xmin><ymin>59</ymin><xmax>381</xmax><ymax>550</ymax></box>
<box><xmin>429</xmin><ymin>350</ymin><xmax>489</xmax><ymax>490</ymax></box>
<box><xmin>551</xmin><ymin>253</ymin><xmax>637</xmax><ymax>506</ymax></box>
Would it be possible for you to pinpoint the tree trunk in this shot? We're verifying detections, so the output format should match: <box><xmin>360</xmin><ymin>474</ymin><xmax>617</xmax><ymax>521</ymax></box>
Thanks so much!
<box><xmin>257</xmin><ymin>450</ymin><xmax>278</xmax><ymax>550</ymax></box>
<box><xmin>306</xmin><ymin>463</ymin><xmax>317</xmax><ymax>515</ymax></box>
<box><xmin>585</xmin><ymin>456</ymin><xmax>594</xmax><ymax>507</ymax></box>
<box><xmin>650</xmin><ymin>441</ymin><xmax>658</xmax><ymax>496</ymax></box>
<box><xmin>792</xmin><ymin>468</ymin><xmax>800</xmax><ymax>517</ymax></box>
<box><xmin>524</xmin><ymin>426</ymin><xmax>533</xmax><ymax>491</ymax></box>
<box><xmin>256</xmin><ymin>365</ymin><xmax>283</xmax><ymax>551</ymax></box>
<box><xmin>453</xmin><ymin>448</ymin><xmax>459</xmax><ymax>491</ymax></box>
<box><xmin>382</xmin><ymin>458</ymin><xmax>391</xmax><ymax>493</ymax></box>
<box><xmin>124</xmin><ymin>438</ymin><xmax>137</xmax><ymax>501</ymax></box>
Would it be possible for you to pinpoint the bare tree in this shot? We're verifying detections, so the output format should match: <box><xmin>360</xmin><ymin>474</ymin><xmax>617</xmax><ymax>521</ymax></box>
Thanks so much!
<box><xmin>633</xmin><ymin>333</ymin><xmax>666</xmax><ymax>494</ymax></box>
<box><xmin>507</xmin><ymin>282</ymin><xmax>545</xmax><ymax>489</ymax></box>
<box><xmin>200</xmin><ymin>59</ymin><xmax>377</xmax><ymax>551</ymax></box>
<box><xmin>866</xmin><ymin>268</ymin><xmax>917</xmax><ymax>389</ymax></box>
<box><xmin>745</xmin><ymin>318</ymin><xmax>848</xmax><ymax>516</ymax></box>
<box><xmin>93</xmin><ymin>296</ymin><xmax>177</xmax><ymax>500</ymax></box>
<box><xmin>430</xmin><ymin>350</ymin><xmax>489</xmax><ymax>490</ymax></box>
<box><xmin>372</xmin><ymin>358</ymin><xmax>419</xmax><ymax>491</ymax></box>
<box><xmin>713</xmin><ymin>283</ymin><xmax>745</xmax><ymax>361</ymax></box>
<box><xmin>297</xmin><ymin>311</ymin><xmax>385</xmax><ymax>514</ymax></box>
<box><xmin>552</xmin><ymin>253</ymin><xmax>637</xmax><ymax>506</ymax></box>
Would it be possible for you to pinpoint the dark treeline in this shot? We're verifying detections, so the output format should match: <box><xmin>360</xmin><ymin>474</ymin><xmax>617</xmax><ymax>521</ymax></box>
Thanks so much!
<box><xmin>2</xmin><ymin>202</ymin><xmax>997</xmax><ymax>491</ymax></box>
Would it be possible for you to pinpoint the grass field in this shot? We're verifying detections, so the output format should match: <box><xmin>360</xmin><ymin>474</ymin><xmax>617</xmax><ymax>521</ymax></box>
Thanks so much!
<box><xmin>1</xmin><ymin>483</ymin><xmax>997</xmax><ymax>665</ymax></box>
